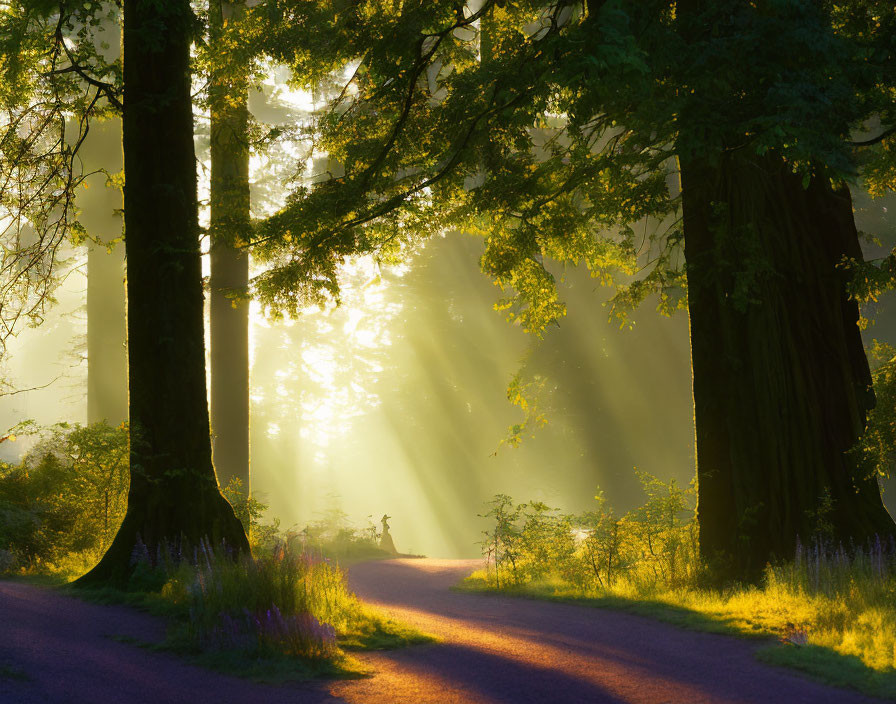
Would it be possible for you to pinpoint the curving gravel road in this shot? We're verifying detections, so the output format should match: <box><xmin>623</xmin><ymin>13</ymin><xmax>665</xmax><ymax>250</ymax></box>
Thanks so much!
<box><xmin>0</xmin><ymin>559</ymin><xmax>882</xmax><ymax>703</ymax></box>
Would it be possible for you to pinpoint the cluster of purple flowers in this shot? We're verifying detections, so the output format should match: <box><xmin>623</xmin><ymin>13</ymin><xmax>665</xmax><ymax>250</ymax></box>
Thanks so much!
<box><xmin>792</xmin><ymin>534</ymin><xmax>896</xmax><ymax>596</ymax></box>
<box><xmin>128</xmin><ymin>534</ymin><xmax>216</xmax><ymax>570</ymax></box>
<box><xmin>199</xmin><ymin>604</ymin><xmax>338</xmax><ymax>659</ymax></box>
<box><xmin>182</xmin><ymin>541</ymin><xmax>343</xmax><ymax>660</ymax></box>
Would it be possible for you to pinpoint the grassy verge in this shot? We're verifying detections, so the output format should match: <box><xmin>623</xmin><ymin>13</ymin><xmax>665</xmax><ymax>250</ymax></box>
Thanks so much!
<box><xmin>459</xmin><ymin>570</ymin><xmax>896</xmax><ymax>700</ymax></box>
<box><xmin>51</xmin><ymin>550</ymin><xmax>433</xmax><ymax>684</ymax></box>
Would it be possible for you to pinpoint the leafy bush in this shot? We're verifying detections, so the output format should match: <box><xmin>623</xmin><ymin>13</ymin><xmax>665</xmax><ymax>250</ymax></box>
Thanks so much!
<box><xmin>0</xmin><ymin>421</ymin><xmax>129</xmax><ymax>572</ymax></box>
<box><xmin>479</xmin><ymin>472</ymin><xmax>697</xmax><ymax>592</ymax></box>
<box><xmin>221</xmin><ymin>477</ymin><xmax>282</xmax><ymax>554</ymax></box>
<box><xmin>294</xmin><ymin>506</ymin><xmax>392</xmax><ymax>562</ymax></box>
<box><xmin>0</xmin><ymin>423</ymin><xmax>392</xmax><ymax>577</ymax></box>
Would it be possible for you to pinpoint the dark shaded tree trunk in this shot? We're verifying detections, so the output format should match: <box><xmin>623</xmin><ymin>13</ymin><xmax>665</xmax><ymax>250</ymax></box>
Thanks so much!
<box><xmin>78</xmin><ymin>0</ymin><xmax>248</xmax><ymax>586</ymax></box>
<box><xmin>209</xmin><ymin>0</ymin><xmax>251</xmax><ymax>496</ymax></box>
<box><xmin>681</xmin><ymin>151</ymin><xmax>895</xmax><ymax>580</ymax></box>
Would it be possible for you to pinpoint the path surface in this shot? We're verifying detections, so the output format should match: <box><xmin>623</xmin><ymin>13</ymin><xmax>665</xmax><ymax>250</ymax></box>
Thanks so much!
<box><xmin>0</xmin><ymin>559</ymin><xmax>881</xmax><ymax>703</ymax></box>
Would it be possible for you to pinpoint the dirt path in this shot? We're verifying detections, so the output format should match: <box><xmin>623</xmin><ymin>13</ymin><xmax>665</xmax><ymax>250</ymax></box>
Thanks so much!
<box><xmin>333</xmin><ymin>559</ymin><xmax>878</xmax><ymax>704</ymax></box>
<box><xmin>0</xmin><ymin>559</ymin><xmax>881</xmax><ymax>703</ymax></box>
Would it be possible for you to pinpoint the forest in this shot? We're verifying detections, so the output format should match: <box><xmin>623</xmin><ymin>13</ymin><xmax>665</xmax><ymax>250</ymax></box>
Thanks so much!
<box><xmin>1</xmin><ymin>1</ymin><xmax>895</xmax><ymax>702</ymax></box>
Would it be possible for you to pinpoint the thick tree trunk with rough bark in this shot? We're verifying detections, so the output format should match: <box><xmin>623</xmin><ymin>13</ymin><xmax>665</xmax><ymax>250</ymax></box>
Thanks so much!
<box><xmin>78</xmin><ymin>0</ymin><xmax>248</xmax><ymax>586</ymax></box>
<box><xmin>209</xmin><ymin>0</ymin><xmax>251</xmax><ymax>496</ymax></box>
<box><xmin>681</xmin><ymin>151</ymin><xmax>895</xmax><ymax>580</ymax></box>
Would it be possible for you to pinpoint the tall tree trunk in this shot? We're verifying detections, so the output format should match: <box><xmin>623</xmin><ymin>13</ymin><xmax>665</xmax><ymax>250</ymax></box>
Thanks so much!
<box><xmin>86</xmin><ymin>239</ymin><xmax>127</xmax><ymax>426</ymax></box>
<box><xmin>681</xmin><ymin>151</ymin><xmax>895</xmax><ymax>580</ymax></box>
<box><xmin>78</xmin><ymin>0</ymin><xmax>248</xmax><ymax>586</ymax></box>
<box><xmin>75</xmin><ymin>8</ymin><xmax>127</xmax><ymax>426</ymax></box>
<box><xmin>209</xmin><ymin>0</ymin><xmax>251</xmax><ymax>497</ymax></box>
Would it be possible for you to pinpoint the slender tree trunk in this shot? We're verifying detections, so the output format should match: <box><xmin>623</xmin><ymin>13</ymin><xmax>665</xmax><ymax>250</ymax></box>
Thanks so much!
<box><xmin>681</xmin><ymin>151</ymin><xmax>895</xmax><ymax>580</ymax></box>
<box><xmin>86</xmin><ymin>238</ymin><xmax>127</xmax><ymax>425</ymax></box>
<box><xmin>209</xmin><ymin>0</ymin><xmax>251</xmax><ymax>496</ymax></box>
<box><xmin>78</xmin><ymin>0</ymin><xmax>248</xmax><ymax>586</ymax></box>
<box><xmin>75</xmin><ymin>8</ymin><xmax>127</xmax><ymax>426</ymax></box>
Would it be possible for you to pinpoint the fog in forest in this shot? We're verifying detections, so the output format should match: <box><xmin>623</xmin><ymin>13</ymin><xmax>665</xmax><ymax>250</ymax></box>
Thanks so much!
<box><xmin>2</xmin><ymin>81</ymin><xmax>894</xmax><ymax>558</ymax></box>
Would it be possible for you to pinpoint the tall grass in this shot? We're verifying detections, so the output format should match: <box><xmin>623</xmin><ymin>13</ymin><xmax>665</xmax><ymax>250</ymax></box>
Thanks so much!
<box><xmin>148</xmin><ymin>539</ymin><xmax>419</xmax><ymax>663</ymax></box>
<box><xmin>158</xmin><ymin>543</ymin><xmax>338</xmax><ymax>659</ymax></box>
<box><xmin>68</xmin><ymin>536</ymin><xmax>430</xmax><ymax>682</ymax></box>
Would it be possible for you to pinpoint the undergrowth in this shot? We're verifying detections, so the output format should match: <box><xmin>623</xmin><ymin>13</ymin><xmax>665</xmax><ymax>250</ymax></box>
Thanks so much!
<box><xmin>465</xmin><ymin>477</ymin><xmax>896</xmax><ymax>700</ymax></box>
<box><xmin>70</xmin><ymin>541</ymin><xmax>433</xmax><ymax>682</ymax></box>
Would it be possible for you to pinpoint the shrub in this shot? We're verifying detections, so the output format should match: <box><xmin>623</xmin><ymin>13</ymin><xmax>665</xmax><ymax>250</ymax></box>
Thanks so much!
<box><xmin>221</xmin><ymin>477</ymin><xmax>282</xmax><ymax>554</ymax></box>
<box><xmin>0</xmin><ymin>421</ymin><xmax>129</xmax><ymax>571</ymax></box>
<box><xmin>478</xmin><ymin>471</ymin><xmax>699</xmax><ymax>593</ymax></box>
<box><xmin>478</xmin><ymin>494</ymin><xmax>523</xmax><ymax>587</ymax></box>
<box><xmin>294</xmin><ymin>507</ymin><xmax>391</xmax><ymax>562</ymax></box>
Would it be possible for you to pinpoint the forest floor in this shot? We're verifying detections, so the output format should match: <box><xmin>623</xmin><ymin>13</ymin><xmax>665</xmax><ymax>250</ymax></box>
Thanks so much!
<box><xmin>0</xmin><ymin>559</ymin><xmax>884</xmax><ymax>704</ymax></box>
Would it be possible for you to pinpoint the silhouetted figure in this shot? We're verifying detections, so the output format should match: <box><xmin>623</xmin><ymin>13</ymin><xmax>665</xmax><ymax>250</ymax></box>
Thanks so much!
<box><xmin>379</xmin><ymin>514</ymin><xmax>397</xmax><ymax>555</ymax></box>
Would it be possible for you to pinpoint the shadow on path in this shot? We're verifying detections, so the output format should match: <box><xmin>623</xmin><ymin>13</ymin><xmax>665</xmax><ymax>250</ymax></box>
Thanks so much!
<box><xmin>336</xmin><ymin>558</ymin><xmax>881</xmax><ymax>704</ymax></box>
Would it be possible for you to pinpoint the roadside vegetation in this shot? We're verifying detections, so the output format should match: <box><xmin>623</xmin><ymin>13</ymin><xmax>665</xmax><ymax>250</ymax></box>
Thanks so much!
<box><xmin>0</xmin><ymin>421</ymin><xmax>428</xmax><ymax>681</ymax></box>
<box><xmin>75</xmin><ymin>540</ymin><xmax>431</xmax><ymax>681</ymax></box>
<box><xmin>463</xmin><ymin>473</ymin><xmax>896</xmax><ymax>700</ymax></box>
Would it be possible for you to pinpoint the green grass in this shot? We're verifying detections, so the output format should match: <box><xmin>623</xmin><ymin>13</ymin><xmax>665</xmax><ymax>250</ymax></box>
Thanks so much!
<box><xmin>53</xmin><ymin>549</ymin><xmax>433</xmax><ymax>684</ymax></box>
<box><xmin>338</xmin><ymin>606</ymin><xmax>435</xmax><ymax>651</ymax></box>
<box><xmin>6</xmin><ymin>571</ymin><xmax>73</xmax><ymax>587</ymax></box>
<box><xmin>757</xmin><ymin>644</ymin><xmax>896</xmax><ymax>700</ymax></box>
<box><xmin>459</xmin><ymin>569</ymin><xmax>896</xmax><ymax>700</ymax></box>
<box><xmin>78</xmin><ymin>599</ymin><xmax>431</xmax><ymax>684</ymax></box>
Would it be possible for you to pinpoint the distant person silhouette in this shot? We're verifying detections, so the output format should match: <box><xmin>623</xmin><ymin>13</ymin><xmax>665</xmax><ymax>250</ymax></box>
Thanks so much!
<box><xmin>379</xmin><ymin>514</ymin><xmax>398</xmax><ymax>555</ymax></box>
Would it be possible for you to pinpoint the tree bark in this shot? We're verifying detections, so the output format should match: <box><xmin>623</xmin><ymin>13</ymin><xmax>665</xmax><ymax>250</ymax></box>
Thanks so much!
<box><xmin>209</xmin><ymin>0</ymin><xmax>251</xmax><ymax>496</ymax></box>
<box><xmin>681</xmin><ymin>151</ymin><xmax>895</xmax><ymax>580</ymax></box>
<box><xmin>78</xmin><ymin>0</ymin><xmax>248</xmax><ymax>586</ymax></box>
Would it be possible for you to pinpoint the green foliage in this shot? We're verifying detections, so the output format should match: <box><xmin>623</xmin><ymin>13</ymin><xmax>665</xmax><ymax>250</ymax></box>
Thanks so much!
<box><xmin>0</xmin><ymin>421</ymin><xmax>128</xmax><ymax>573</ymax></box>
<box><xmin>0</xmin><ymin>0</ymin><xmax>122</xmax><ymax>347</ymax></box>
<box><xmin>478</xmin><ymin>494</ymin><xmax>522</xmax><ymax>588</ymax></box>
<box><xmin>221</xmin><ymin>477</ymin><xmax>282</xmax><ymax>554</ymax></box>
<box><xmin>478</xmin><ymin>471</ymin><xmax>699</xmax><ymax>593</ymax></box>
<box><xmin>855</xmin><ymin>341</ymin><xmax>896</xmax><ymax>479</ymax></box>
<box><xmin>468</xmin><ymin>489</ymin><xmax>896</xmax><ymax>699</ymax></box>
<box><xmin>72</xmin><ymin>542</ymin><xmax>432</xmax><ymax>678</ymax></box>
<box><xmin>503</xmin><ymin>368</ymin><xmax>549</xmax><ymax>448</ymax></box>
<box><xmin>244</xmin><ymin>0</ymin><xmax>896</xmax><ymax>334</ymax></box>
